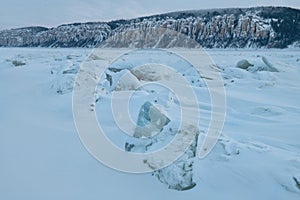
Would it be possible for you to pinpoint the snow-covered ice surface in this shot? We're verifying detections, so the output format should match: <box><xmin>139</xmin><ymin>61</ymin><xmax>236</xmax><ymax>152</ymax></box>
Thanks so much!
<box><xmin>0</xmin><ymin>47</ymin><xmax>300</xmax><ymax>199</ymax></box>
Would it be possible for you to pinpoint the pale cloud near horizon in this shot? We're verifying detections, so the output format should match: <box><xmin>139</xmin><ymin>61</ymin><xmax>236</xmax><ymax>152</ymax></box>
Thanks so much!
<box><xmin>0</xmin><ymin>0</ymin><xmax>299</xmax><ymax>30</ymax></box>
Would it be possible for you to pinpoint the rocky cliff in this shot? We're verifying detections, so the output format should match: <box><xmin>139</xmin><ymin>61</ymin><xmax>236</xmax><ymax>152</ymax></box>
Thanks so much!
<box><xmin>0</xmin><ymin>7</ymin><xmax>299</xmax><ymax>48</ymax></box>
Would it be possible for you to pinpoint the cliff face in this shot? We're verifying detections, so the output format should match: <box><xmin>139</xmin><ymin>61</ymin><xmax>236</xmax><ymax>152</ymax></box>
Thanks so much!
<box><xmin>0</xmin><ymin>23</ymin><xmax>111</xmax><ymax>48</ymax></box>
<box><xmin>0</xmin><ymin>7</ymin><xmax>299</xmax><ymax>48</ymax></box>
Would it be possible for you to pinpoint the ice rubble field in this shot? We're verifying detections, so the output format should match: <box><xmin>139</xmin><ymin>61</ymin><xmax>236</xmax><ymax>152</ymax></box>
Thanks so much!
<box><xmin>0</xmin><ymin>47</ymin><xmax>300</xmax><ymax>199</ymax></box>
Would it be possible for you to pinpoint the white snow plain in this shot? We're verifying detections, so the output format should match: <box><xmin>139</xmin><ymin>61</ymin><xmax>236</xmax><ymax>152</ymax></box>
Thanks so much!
<box><xmin>0</xmin><ymin>47</ymin><xmax>300</xmax><ymax>199</ymax></box>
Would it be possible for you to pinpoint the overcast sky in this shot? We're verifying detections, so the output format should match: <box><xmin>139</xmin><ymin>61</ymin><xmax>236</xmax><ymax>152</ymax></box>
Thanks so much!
<box><xmin>0</xmin><ymin>0</ymin><xmax>299</xmax><ymax>30</ymax></box>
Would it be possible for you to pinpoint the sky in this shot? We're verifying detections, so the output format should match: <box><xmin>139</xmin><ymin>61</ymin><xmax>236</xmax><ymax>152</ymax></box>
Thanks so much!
<box><xmin>0</xmin><ymin>0</ymin><xmax>299</xmax><ymax>30</ymax></box>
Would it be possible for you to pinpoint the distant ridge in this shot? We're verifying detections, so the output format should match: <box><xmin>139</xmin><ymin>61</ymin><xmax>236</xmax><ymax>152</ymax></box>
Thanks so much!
<box><xmin>0</xmin><ymin>6</ymin><xmax>299</xmax><ymax>48</ymax></box>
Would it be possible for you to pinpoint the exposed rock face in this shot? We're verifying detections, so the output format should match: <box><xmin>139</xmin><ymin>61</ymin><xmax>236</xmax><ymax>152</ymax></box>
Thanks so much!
<box><xmin>0</xmin><ymin>7</ymin><xmax>299</xmax><ymax>48</ymax></box>
<box><xmin>0</xmin><ymin>23</ymin><xmax>111</xmax><ymax>47</ymax></box>
<box><xmin>0</xmin><ymin>26</ymin><xmax>48</xmax><ymax>47</ymax></box>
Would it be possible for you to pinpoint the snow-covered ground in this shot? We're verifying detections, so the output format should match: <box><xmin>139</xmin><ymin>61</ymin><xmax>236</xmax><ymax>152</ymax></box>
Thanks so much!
<box><xmin>0</xmin><ymin>47</ymin><xmax>299</xmax><ymax>199</ymax></box>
